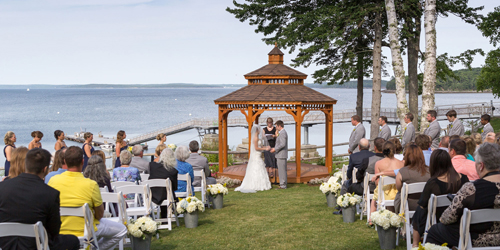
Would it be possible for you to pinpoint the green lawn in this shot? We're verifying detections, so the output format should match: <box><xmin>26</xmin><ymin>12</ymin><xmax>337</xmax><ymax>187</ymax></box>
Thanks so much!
<box><xmin>149</xmin><ymin>184</ymin><xmax>407</xmax><ymax>250</ymax></box>
<box><xmin>490</xmin><ymin>117</ymin><xmax>500</xmax><ymax>132</ymax></box>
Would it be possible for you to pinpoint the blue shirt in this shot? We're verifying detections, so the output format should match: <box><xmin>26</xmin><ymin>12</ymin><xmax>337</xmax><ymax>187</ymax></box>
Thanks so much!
<box><xmin>175</xmin><ymin>160</ymin><xmax>195</xmax><ymax>194</ymax></box>
<box><xmin>466</xmin><ymin>154</ymin><xmax>475</xmax><ymax>162</ymax></box>
<box><xmin>44</xmin><ymin>169</ymin><xmax>67</xmax><ymax>184</ymax></box>
<box><xmin>423</xmin><ymin>150</ymin><xmax>432</xmax><ymax>166</ymax></box>
<box><xmin>112</xmin><ymin>167</ymin><xmax>141</xmax><ymax>183</ymax></box>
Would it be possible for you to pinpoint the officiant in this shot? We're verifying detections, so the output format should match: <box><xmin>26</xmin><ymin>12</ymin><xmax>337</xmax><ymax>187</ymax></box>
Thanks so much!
<box><xmin>263</xmin><ymin>118</ymin><xmax>278</xmax><ymax>177</ymax></box>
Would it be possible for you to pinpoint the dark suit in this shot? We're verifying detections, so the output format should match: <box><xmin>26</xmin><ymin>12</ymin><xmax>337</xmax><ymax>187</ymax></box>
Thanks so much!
<box><xmin>149</xmin><ymin>162</ymin><xmax>178</xmax><ymax>217</ymax></box>
<box><xmin>341</xmin><ymin>150</ymin><xmax>375</xmax><ymax>195</ymax></box>
<box><xmin>0</xmin><ymin>173</ymin><xmax>79</xmax><ymax>250</ymax></box>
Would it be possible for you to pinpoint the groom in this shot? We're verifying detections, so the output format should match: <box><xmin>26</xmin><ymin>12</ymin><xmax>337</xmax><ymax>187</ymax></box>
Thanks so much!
<box><xmin>271</xmin><ymin>120</ymin><xmax>288</xmax><ymax>189</ymax></box>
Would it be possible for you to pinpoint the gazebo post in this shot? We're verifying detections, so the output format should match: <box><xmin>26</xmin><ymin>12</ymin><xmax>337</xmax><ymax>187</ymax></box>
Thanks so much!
<box><xmin>218</xmin><ymin>108</ymin><xmax>224</xmax><ymax>172</ymax></box>
<box><xmin>324</xmin><ymin>108</ymin><xmax>333</xmax><ymax>173</ymax></box>
<box><xmin>223</xmin><ymin>112</ymin><xmax>229</xmax><ymax>170</ymax></box>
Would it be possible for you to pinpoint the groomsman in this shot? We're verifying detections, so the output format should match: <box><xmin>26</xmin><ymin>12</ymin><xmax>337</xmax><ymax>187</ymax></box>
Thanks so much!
<box><xmin>401</xmin><ymin>113</ymin><xmax>415</xmax><ymax>148</ymax></box>
<box><xmin>446</xmin><ymin>110</ymin><xmax>465</xmax><ymax>137</ymax></box>
<box><xmin>424</xmin><ymin>110</ymin><xmax>441</xmax><ymax>149</ymax></box>
<box><xmin>348</xmin><ymin>115</ymin><xmax>365</xmax><ymax>154</ymax></box>
<box><xmin>480</xmin><ymin>114</ymin><xmax>494</xmax><ymax>141</ymax></box>
<box><xmin>377</xmin><ymin>116</ymin><xmax>391</xmax><ymax>141</ymax></box>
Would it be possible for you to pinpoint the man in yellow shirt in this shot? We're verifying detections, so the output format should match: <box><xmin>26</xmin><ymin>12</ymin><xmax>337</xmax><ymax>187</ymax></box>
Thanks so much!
<box><xmin>49</xmin><ymin>146</ymin><xmax>126</xmax><ymax>250</ymax></box>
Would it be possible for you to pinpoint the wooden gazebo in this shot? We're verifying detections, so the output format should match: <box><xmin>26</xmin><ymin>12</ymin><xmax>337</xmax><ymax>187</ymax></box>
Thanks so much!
<box><xmin>214</xmin><ymin>45</ymin><xmax>337</xmax><ymax>183</ymax></box>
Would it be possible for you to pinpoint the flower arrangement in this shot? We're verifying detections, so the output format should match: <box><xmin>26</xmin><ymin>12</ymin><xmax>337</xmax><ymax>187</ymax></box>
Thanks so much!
<box><xmin>216</xmin><ymin>176</ymin><xmax>241</xmax><ymax>187</ymax></box>
<box><xmin>370</xmin><ymin>209</ymin><xmax>405</xmax><ymax>230</ymax></box>
<box><xmin>207</xmin><ymin>183</ymin><xmax>229</xmax><ymax>197</ymax></box>
<box><xmin>167</xmin><ymin>143</ymin><xmax>177</xmax><ymax>151</ymax></box>
<box><xmin>126</xmin><ymin>216</ymin><xmax>159</xmax><ymax>239</ymax></box>
<box><xmin>319</xmin><ymin>178</ymin><xmax>342</xmax><ymax>196</ymax></box>
<box><xmin>336</xmin><ymin>193</ymin><xmax>362</xmax><ymax>208</ymax></box>
<box><xmin>176</xmin><ymin>196</ymin><xmax>205</xmax><ymax>214</ymax></box>
<box><xmin>411</xmin><ymin>242</ymin><xmax>449</xmax><ymax>250</ymax></box>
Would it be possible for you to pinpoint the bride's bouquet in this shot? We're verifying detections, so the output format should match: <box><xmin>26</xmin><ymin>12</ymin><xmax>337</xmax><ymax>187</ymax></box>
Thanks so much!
<box><xmin>207</xmin><ymin>183</ymin><xmax>229</xmax><ymax>197</ymax></box>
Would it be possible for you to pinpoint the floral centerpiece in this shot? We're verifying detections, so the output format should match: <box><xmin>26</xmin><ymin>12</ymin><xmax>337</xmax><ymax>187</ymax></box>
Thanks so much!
<box><xmin>320</xmin><ymin>175</ymin><xmax>342</xmax><ymax>208</ymax></box>
<box><xmin>127</xmin><ymin>216</ymin><xmax>159</xmax><ymax>249</ymax></box>
<box><xmin>176</xmin><ymin>196</ymin><xmax>205</xmax><ymax>228</ymax></box>
<box><xmin>371</xmin><ymin>209</ymin><xmax>405</xmax><ymax>249</ymax></box>
<box><xmin>337</xmin><ymin>193</ymin><xmax>362</xmax><ymax>223</ymax></box>
<box><xmin>167</xmin><ymin>143</ymin><xmax>177</xmax><ymax>151</ymax></box>
<box><xmin>412</xmin><ymin>243</ymin><xmax>449</xmax><ymax>250</ymax></box>
<box><xmin>207</xmin><ymin>183</ymin><xmax>229</xmax><ymax>209</ymax></box>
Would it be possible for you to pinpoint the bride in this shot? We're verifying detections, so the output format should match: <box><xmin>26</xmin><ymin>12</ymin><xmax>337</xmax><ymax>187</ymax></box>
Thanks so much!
<box><xmin>235</xmin><ymin>125</ymin><xmax>272</xmax><ymax>193</ymax></box>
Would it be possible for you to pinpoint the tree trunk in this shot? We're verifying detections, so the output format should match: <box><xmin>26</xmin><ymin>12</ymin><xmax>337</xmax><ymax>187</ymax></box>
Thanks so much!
<box><xmin>370</xmin><ymin>10</ymin><xmax>383</xmax><ymax>139</ymax></box>
<box><xmin>385</xmin><ymin>0</ymin><xmax>409</xmax><ymax>128</ymax></box>
<box><xmin>357</xmin><ymin>53</ymin><xmax>364</xmax><ymax>121</ymax></box>
<box><xmin>420</xmin><ymin>0</ymin><xmax>437</xmax><ymax>131</ymax></box>
<box><xmin>408</xmin><ymin>15</ymin><xmax>420</xmax><ymax>125</ymax></box>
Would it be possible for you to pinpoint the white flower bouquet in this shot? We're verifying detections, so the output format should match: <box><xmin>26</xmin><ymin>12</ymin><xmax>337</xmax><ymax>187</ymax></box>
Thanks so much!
<box><xmin>411</xmin><ymin>242</ymin><xmax>449</xmax><ymax>250</ymax></box>
<box><xmin>126</xmin><ymin>216</ymin><xmax>159</xmax><ymax>239</ymax></box>
<box><xmin>371</xmin><ymin>209</ymin><xmax>405</xmax><ymax>230</ymax></box>
<box><xmin>336</xmin><ymin>193</ymin><xmax>362</xmax><ymax>208</ymax></box>
<box><xmin>176</xmin><ymin>196</ymin><xmax>205</xmax><ymax>214</ymax></box>
<box><xmin>319</xmin><ymin>181</ymin><xmax>342</xmax><ymax>196</ymax></box>
<box><xmin>207</xmin><ymin>183</ymin><xmax>229</xmax><ymax>197</ymax></box>
<box><xmin>167</xmin><ymin>143</ymin><xmax>177</xmax><ymax>151</ymax></box>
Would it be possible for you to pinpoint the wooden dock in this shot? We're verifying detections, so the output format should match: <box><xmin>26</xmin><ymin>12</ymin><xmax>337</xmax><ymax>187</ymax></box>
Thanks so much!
<box><xmin>65</xmin><ymin>132</ymin><xmax>115</xmax><ymax>147</ymax></box>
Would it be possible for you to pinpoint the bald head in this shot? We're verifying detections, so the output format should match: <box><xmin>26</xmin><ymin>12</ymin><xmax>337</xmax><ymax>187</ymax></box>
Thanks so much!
<box><xmin>359</xmin><ymin>138</ymin><xmax>370</xmax><ymax>150</ymax></box>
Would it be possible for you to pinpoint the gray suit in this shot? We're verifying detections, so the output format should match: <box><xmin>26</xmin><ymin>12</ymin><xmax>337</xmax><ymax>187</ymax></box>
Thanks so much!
<box><xmin>378</xmin><ymin>124</ymin><xmax>391</xmax><ymax>141</ymax></box>
<box><xmin>185</xmin><ymin>153</ymin><xmax>216</xmax><ymax>187</ymax></box>
<box><xmin>424</xmin><ymin>120</ymin><xmax>441</xmax><ymax>149</ymax></box>
<box><xmin>402</xmin><ymin>122</ymin><xmax>415</xmax><ymax>148</ymax></box>
<box><xmin>482</xmin><ymin>123</ymin><xmax>494</xmax><ymax>141</ymax></box>
<box><xmin>447</xmin><ymin>119</ymin><xmax>465</xmax><ymax>137</ymax></box>
<box><xmin>274</xmin><ymin>129</ymin><xmax>288</xmax><ymax>188</ymax></box>
<box><xmin>129</xmin><ymin>156</ymin><xmax>150</xmax><ymax>174</ymax></box>
<box><xmin>348</xmin><ymin>123</ymin><xmax>366</xmax><ymax>153</ymax></box>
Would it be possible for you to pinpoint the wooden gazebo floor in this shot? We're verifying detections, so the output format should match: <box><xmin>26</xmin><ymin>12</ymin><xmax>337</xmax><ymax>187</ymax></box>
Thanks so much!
<box><xmin>218</xmin><ymin>163</ymin><xmax>330</xmax><ymax>184</ymax></box>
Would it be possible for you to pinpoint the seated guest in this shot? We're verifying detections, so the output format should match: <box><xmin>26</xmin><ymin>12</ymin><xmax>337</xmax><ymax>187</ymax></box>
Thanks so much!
<box><xmin>449</xmin><ymin>139</ymin><xmax>479</xmax><ymax>181</ymax></box>
<box><xmin>416</xmin><ymin>134</ymin><xmax>432</xmax><ymax>166</ymax></box>
<box><xmin>45</xmin><ymin>148</ymin><xmax>67</xmax><ymax>184</ymax></box>
<box><xmin>49</xmin><ymin>146</ymin><xmax>127</xmax><ymax>250</ymax></box>
<box><xmin>426</xmin><ymin>143</ymin><xmax>500</xmax><ymax>248</ymax></box>
<box><xmin>84</xmin><ymin>155</ymin><xmax>113</xmax><ymax>192</ymax></box>
<box><xmin>438</xmin><ymin>136</ymin><xmax>450</xmax><ymax>152</ymax></box>
<box><xmin>0</xmin><ymin>148</ymin><xmax>80</xmax><ymax>250</ymax></box>
<box><xmin>353</xmin><ymin>138</ymin><xmax>386</xmax><ymax>195</ymax></box>
<box><xmin>112</xmin><ymin>150</ymin><xmax>141</xmax><ymax>183</ymax></box>
<box><xmin>129</xmin><ymin>145</ymin><xmax>150</xmax><ymax>174</ymax></box>
<box><xmin>394</xmin><ymin>145</ymin><xmax>431</xmax><ymax>213</ymax></box>
<box><xmin>449</xmin><ymin>135</ymin><xmax>461</xmax><ymax>142</ymax></box>
<box><xmin>411</xmin><ymin>149</ymin><xmax>468</xmax><ymax>247</ymax></box>
<box><xmin>185</xmin><ymin>140</ymin><xmax>216</xmax><ymax>186</ymax></box>
<box><xmin>389</xmin><ymin>138</ymin><xmax>404</xmax><ymax>161</ymax></box>
<box><xmin>149</xmin><ymin>148</ymin><xmax>178</xmax><ymax>217</ymax></box>
<box><xmin>484</xmin><ymin>132</ymin><xmax>496</xmax><ymax>144</ymax></box>
<box><xmin>92</xmin><ymin>150</ymin><xmax>107</xmax><ymax>169</ymax></box>
<box><xmin>472</xmin><ymin>133</ymin><xmax>482</xmax><ymax>151</ymax></box>
<box><xmin>154</xmin><ymin>144</ymin><xmax>167</xmax><ymax>162</ymax></box>
<box><xmin>175</xmin><ymin>146</ymin><xmax>195</xmax><ymax>195</ymax></box>
<box><xmin>463</xmin><ymin>137</ymin><xmax>476</xmax><ymax>161</ymax></box>
<box><xmin>5</xmin><ymin>146</ymin><xmax>29</xmax><ymax>180</ymax></box>
<box><xmin>344</xmin><ymin>138</ymin><xmax>375</xmax><ymax>190</ymax></box>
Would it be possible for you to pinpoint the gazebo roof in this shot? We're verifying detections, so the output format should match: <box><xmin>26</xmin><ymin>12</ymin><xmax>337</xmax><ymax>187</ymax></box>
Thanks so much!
<box><xmin>244</xmin><ymin>64</ymin><xmax>307</xmax><ymax>78</ymax></box>
<box><xmin>214</xmin><ymin>84</ymin><xmax>337</xmax><ymax>104</ymax></box>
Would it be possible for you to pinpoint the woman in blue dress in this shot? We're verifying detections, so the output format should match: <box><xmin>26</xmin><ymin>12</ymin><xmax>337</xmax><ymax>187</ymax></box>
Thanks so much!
<box><xmin>54</xmin><ymin>130</ymin><xmax>67</xmax><ymax>151</ymax></box>
<box><xmin>82</xmin><ymin>132</ymin><xmax>94</xmax><ymax>172</ymax></box>
<box><xmin>114</xmin><ymin>130</ymin><xmax>127</xmax><ymax>168</ymax></box>
<box><xmin>3</xmin><ymin>131</ymin><xmax>16</xmax><ymax>177</ymax></box>
<box><xmin>174</xmin><ymin>146</ymin><xmax>195</xmax><ymax>195</ymax></box>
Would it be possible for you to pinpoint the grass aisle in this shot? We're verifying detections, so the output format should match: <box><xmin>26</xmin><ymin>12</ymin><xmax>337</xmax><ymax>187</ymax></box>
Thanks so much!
<box><xmin>149</xmin><ymin>184</ymin><xmax>407</xmax><ymax>249</ymax></box>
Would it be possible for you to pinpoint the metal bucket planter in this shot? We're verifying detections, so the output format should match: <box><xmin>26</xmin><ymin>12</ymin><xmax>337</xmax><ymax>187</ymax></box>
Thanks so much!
<box><xmin>184</xmin><ymin>211</ymin><xmax>199</xmax><ymax>228</ymax></box>
<box><xmin>326</xmin><ymin>193</ymin><xmax>337</xmax><ymax>208</ymax></box>
<box><xmin>212</xmin><ymin>194</ymin><xmax>224</xmax><ymax>209</ymax></box>
<box><xmin>342</xmin><ymin>206</ymin><xmax>356</xmax><ymax>223</ymax></box>
<box><xmin>376</xmin><ymin>226</ymin><xmax>397</xmax><ymax>250</ymax></box>
<box><xmin>131</xmin><ymin>234</ymin><xmax>152</xmax><ymax>250</ymax></box>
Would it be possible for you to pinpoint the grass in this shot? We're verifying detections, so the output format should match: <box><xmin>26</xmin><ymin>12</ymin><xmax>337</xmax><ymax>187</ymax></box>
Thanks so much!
<box><xmin>148</xmin><ymin>184</ymin><xmax>407</xmax><ymax>250</ymax></box>
<box><xmin>490</xmin><ymin>117</ymin><xmax>500</xmax><ymax>132</ymax></box>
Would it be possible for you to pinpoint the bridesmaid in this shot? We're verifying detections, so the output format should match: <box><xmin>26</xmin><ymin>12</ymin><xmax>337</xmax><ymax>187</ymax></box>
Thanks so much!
<box><xmin>3</xmin><ymin>131</ymin><xmax>16</xmax><ymax>177</ymax></box>
<box><xmin>28</xmin><ymin>131</ymin><xmax>43</xmax><ymax>149</ymax></box>
<box><xmin>156</xmin><ymin>133</ymin><xmax>167</xmax><ymax>145</ymax></box>
<box><xmin>82</xmin><ymin>132</ymin><xmax>94</xmax><ymax>172</ymax></box>
<box><xmin>114</xmin><ymin>130</ymin><xmax>128</xmax><ymax>168</ymax></box>
<box><xmin>54</xmin><ymin>130</ymin><xmax>67</xmax><ymax>150</ymax></box>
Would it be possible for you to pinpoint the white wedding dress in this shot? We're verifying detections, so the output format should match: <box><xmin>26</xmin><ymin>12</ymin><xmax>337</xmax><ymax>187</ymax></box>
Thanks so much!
<box><xmin>235</xmin><ymin>139</ymin><xmax>272</xmax><ymax>193</ymax></box>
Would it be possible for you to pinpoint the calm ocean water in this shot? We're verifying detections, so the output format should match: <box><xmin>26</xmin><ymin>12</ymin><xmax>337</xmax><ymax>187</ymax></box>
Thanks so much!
<box><xmin>0</xmin><ymin>87</ymin><xmax>497</xmax><ymax>166</ymax></box>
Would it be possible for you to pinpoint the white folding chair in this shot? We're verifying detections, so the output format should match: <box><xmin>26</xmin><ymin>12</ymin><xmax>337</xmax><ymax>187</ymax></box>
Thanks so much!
<box><xmin>141</xmin><ymin>178</ymin><xmax>178</xmax><ymax>231</ymax></box>
<box><xmin>99</xmin><ymin>192</ymin><xmax>129</xmax><ymax>250</ymax></box>
<box><xmin>458</xmin><ymin>208</ymin><xmax>500</xmax><ymax>250</ymax></box>
<box><xmin>111</xmin><ymin>181</ymin><xmax>137</xmax><ymax>190</ymax></box>
<box><xmin>176</xmin><ymin>173</ymin><xmax>193</xmax><ymax>198</ymax></box>
<box><xmin>60</xmin><ymin>203</ymin><xmax>100</xmax><ymax>250</ymax></box>
<box><xmin>398</xmin><ymin>182</ymin><xmax>427</xmax><ymax>249</ymax></box>
<box><xmin>352</xmin><ymin>168</ymin><xmax>358</xmax><ymax>184</ymax></box>
<box><xmin>422</xmin><ymin>194</ymin><xmax>451</xmax><ymax>244</ymax></box>
<box><xmin>0</xmin><ymin>221</ymin><xmax>49</xmax><ymax>250</ymax></box>
<box><xmin>360</xmin><ymin>172</ymin><xmax>373</xmax><ymax>221</ymax></box>
<box><xmin>115</xmin><ymin>184</ymin><xmax>152</xmax><ymax>219</ymax></box>
<box><xmin>341</xmin><ymin>164</ymin><xmax>348</xmax><ymax>182</ymax></box>
<box><xmin>140</xmin><ymin>173</ymin><xmax>150</xmax><ymax>181</ymax></box>
<box><xmin>193</xmin><ymin>169</ymin><xmax>209</xmax><ymax>207</ymax></box>
<box><xmin>100</xmin><ymin>186</ymin><xmax>109</xmax><ymax>193</ymax></box>
<box><xmin>376</xmin><ymin>176</ymin><xmax>396</xmax><ymax>210</ymax></box>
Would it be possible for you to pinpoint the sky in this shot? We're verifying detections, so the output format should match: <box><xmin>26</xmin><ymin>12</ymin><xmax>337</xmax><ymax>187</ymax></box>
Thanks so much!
<box><xmin>0</xmin><ymin>0</ymin><xmax>497</xmax><ymax>85</ymax></box>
